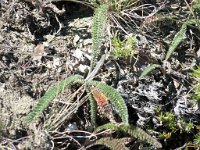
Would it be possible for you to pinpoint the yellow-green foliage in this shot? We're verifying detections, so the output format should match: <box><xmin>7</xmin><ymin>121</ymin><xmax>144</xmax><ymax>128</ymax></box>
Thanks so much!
<box><xmin>156</xmin><ymin>111</ymin><xmax>194</xmax><ymax>139</ymax></box>
<box><xmin>194</xmin><ymin>131</ymin><xmax>200</xmax><ymax>145</ymax></box>
<box><xmin>179</xmin><ymin>120</ymin><xmax>194</xmax><ymax>133</ymax></box>
<box><xmin>193</xmin><ymin>0</ymin><xmax>200</xmax><ymax>14</ymax></box>
<box><xmin>96</xmin><ymin>123</ymin><xmax>162</xmax><ymax>148</ymax></box>
<box><xmin>112</xmin><ymin>35</ymin><xmax>136</xmax><ymax>58</ymax></box>
<box><xmin>157</xmin><ymin>112</ymin><xmax>178</xmax><ymax>133</ymax></box>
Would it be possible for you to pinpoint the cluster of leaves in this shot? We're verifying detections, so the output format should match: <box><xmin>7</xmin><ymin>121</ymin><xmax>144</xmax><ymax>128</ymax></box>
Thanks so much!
<box><xmin>95</xmin><ymin>123</ymin><xmax>162</xmax><ymax>149</ymax></box>
<box><xmin>156</xmin><ymin>112</ymin><xmax>194</xmax><ymax>139</ymax></box>
<box><xmin>193</xmin><ymin>0</ymin><xmax>200</xmax><ymax>13</ymax></box>
<box><xmin>25</xmin><ymin>0</ymin><xmax>200</xmax><ymax>149</ymax></box>
<box><xmin>194</xmin><ymin>131</ymin><xmax>200</xmax><ymax>146</ymax></box>
<box><xmin>25</xmin><ymin>3</ymin><xmax>162</xmax><ymax>149</ymax></box>
<box><xmin>111</xmin><ymin>35</ymin><xmax>136</xmax><ymax>58</ymax></box>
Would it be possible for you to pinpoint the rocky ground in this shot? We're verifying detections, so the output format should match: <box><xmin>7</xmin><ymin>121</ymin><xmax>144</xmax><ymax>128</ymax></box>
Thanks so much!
<box><xmin>0</xmin><ymin>0</ymin><xmax>200</xmax><ymax>149</ymax></box>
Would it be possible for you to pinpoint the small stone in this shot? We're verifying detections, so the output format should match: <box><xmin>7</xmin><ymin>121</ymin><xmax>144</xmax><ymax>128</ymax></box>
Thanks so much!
<box><xmin>73</xmin><ymin>49</ymin><xmax>83</xmax><ymax>60</ymax></box>
<box><xmin>78</xmin><ymin>64</ymin><xmax>89</xmax><ymax>73</ymax></box>
<box><xmin>73</xmin><ymin>34</ymin><xmax>80</xmax><ymax>44</ymax></box>
<box><xmin>83</xmin><ymin>39</ymin><xmax>92</xmax><ymax>46</ymax></box>
<box><xmin>53</xmin><ymin>57</ymin><xmax>60</xmax><ymax>67</ymax></box>
<box><xmin>32</xmin><ymin>44</ymin><xmax>47</xmax><ymax>61</ymax></box>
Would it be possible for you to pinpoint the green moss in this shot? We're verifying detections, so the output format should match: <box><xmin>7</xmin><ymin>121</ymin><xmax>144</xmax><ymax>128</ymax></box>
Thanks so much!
<box><xmin>157</xmin><ymin>112</ymin><xmax>178</xmax><ymax>132</ymax></box>
<box><xmin>193</xmin><ymin>0</ymin><xmax>200</xmax><ymax>14</ymax></box>
<box><xmin>111</xmin><ymin>35</ymin><xmax>136</xmax><ymax>58</ymax></box>
<box><xmin>194</xmin><ymin>132</ymin><xmax>200</xmax><ymax>145</ymax></box>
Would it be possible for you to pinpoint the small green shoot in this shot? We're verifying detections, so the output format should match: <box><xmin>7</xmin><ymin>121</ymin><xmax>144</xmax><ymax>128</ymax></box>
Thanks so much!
<box><xmin>165</xmin><ymin>23</ymin><xmax>187</xmax><ymax>60</ymax></box>
<box><xmin>157</xmin><ymin>112</ymin><xmax>178</xmax><ymax>133</ymax></box>
<box><xmin>140</xmin><ymin>64</ymin><xmax>160</xmax><ymax>78</ymax></box>
<box><xmin>112</xmin><ymin>35</ymin><xmax>136</xmax><ymax>58</ymax></box>
<box><xmin>194</xmin><ymin>132</ymin><xmax>200</xmax><ymax>145</ymax></box>
<box><xmin>192</xmin><ymin>0</ymin><xmax>200</xmax><ymax>14</ymax></box>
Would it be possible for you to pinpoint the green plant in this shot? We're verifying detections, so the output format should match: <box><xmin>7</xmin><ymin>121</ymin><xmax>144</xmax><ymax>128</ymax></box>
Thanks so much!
<box><xmin>90</xmin><ymin>3</ymin><xmax>109</xmax><ymax>70</ymax></box>
<box><xmin>194</xmin><ymin>131</ymin><xmax>200</xmax><ymax>145</ymax></box>
<box><xmin>25</xmin><ymin>75</ymin><xmax>84</xmax><ymax>123</ymax></box>
<box><xmin>26</xmin><ymin>3</ymin><xmax>114</xmax><ymax>126</ymax></box>
<box><xmin>140</xmin><ymin>64</ymin><xmax>161</xmax><ymax>78</ymax></box>
<box><xmin>179</xmin><ymin>120</ymin><xmax>194</xmax><ymax>133</ymax></box>
<box><xmin>111</xmin><ymin>35</ymin><xmax>136</xmax><ymax>58</ymax></box>
<box><xmin>25</xmin><ymin>2</ymin><xmax>128</xmax><ymax>124</ymax></box>
<box><xmin>25</xmin><ymin>75</ymin><xmax>129</xmax><ymax>126</ymax></box>
<box><xmin>165</xmin><ymin>23</ymin><xmax>187</xmax><ymax>61</ymax></box>
<box><xmin>156</xmin><ymin>111</ymin><xmax>194</xmax><ymax>140</ymax></box>
<box><xmin>192</xmin><ymin>0</ymin><xmax>200</xmax><ymax>14</ymax></box>
<box><xmin>192</xmin><ymin>66</ymin><xmax>200</xmax><ymax>102</ymax></box>
<box><xmin>157</xmin><ymin>112</ymin><xmax>178</xmax><ymax>133</ymax></box>
<box><xmin>96</xmin><ymin>123</ymin><xmax>162</xmax><ymax>148</ymax></box>
<box><xmin>165</xmin><ymin>19</ymin><xmax>200</xmax><ymax>60</ymax></box>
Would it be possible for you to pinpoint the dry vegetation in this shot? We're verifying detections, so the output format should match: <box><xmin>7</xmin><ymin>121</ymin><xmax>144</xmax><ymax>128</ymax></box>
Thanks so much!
<box><xmin>0</xmin><ymin>0</ymin><xmax>200</xmax><ymax>149</ymax></box>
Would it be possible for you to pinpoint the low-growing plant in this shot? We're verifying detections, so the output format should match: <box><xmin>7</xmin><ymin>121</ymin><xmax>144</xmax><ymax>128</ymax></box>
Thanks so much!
<box><xmin>156</xmin><ymin>111</ymin><xmax>194</xmax><ymax>140</ymax></box>
<box><xmin>157</xmin><ymin>112</ymin><xmax>178</xmax><ymax>133</ymax></box>
<box><xmin>194</xmin><ymin>131</ymin><xmax>200</xmax><ymax>146</ymax></box>
<box><xmin>96</xmin><ymin>123</ymin><xmax>162</xmax><ymax>148</ymax></box>
<box><xmin>165</xmin><ymin>19</ymin><xmax>200</xmax><ymax>60</ymax></box>
<box><xmin>25</xmin><ymin>3</ymin><xmax>129</xmax><ymax>128</ymax></box>
<box><xmin>192</xmin><ymin>0</ymin><xmax>200</xmax><ymax>14</ymax></box>
<box><xmin>111</xmin><ymin>35</ymin><xmax>136</xmax><ymax>58</ymax></box>
<box><xmin>24</xmin><ymin>3</ymin><xmax>164</xmax><ymax>149</ymax></box>
<box><xmin>140</xmin><ymin>64</ymin><xmax>161</xmax><ymax>78</ymax></box>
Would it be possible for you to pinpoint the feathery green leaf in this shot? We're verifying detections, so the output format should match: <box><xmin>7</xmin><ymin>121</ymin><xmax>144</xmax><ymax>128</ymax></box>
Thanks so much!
<box><xmin>88</xmin><ymin>81</ymin><xmax>129</xmax><ymax>125</ymax></box>
<box><xmin>96</xmin><ymin>123</ymin><xmax>162</xmax><ymax>148</ymax></box>
<box><xmin>140</xmin><ymin>64</ymin><xmax>160</xmax><ymax>78</ymax></box>
<box><xmin>25</xmin><ymin>75</ymin><xmax>84</xmax><ymax>123</ymax></box>
<box><xmin>86</xmin><ymin>86</ymin><xmax>97</xmax><ymax>128</ymax></box>
<box><xmin>91</xmin><ymin>4</ymin><xmax>109</xmax><ymax>69</ymax></box>
<box><xmin>165</xmin><ymin>23</ymin><xmax>187</xmax><ymax>60</ymax></box>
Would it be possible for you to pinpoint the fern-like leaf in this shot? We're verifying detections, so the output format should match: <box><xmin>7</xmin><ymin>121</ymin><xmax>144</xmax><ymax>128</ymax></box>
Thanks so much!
<box><xmin>88</xmin><ymin>81</ymin><xmax>129</xmax><ymax>125</ymax></box>
<box><xmin>25</xmin><ymin>75</ymin><xmax>84</xmax><ymax>123</ymax></box>
<box><xmin>140</xmin><ymin>64</ymin><xmax>160</xmax><ymax>78</ymax></box>
<box><xmin>165</xmin><ymin>23</ymin><xmax>187</xmax><ymax>60</ymax></box>
<box><xmin>94</xmin><ymin>137</ymin><xmax>129</xmax><ymax>150</ymax></box>
<box><xmin>91</xmin><ymin>4</ymin><xmax>109</xmax><ymax>69</ymax></box>
<box><xmin>96</xmin><ymin>123</ymin><xmax>162</xmax><ymax>148</ymax></box>
<box><xmin>122</xmin><ymin>125</ymin><xmax>162</xmax><ymax>148</ymax></box>
<box><xmin>86</xmin><ymin>86</ymin><xmax>97</xmax><ymax>128</ymax></box>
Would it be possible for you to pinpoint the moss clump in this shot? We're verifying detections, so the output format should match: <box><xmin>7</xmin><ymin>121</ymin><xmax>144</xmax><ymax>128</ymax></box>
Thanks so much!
<box><xmin>112</xmin><ymin>35</ymin><xmax>136</xmax><ymax>58</ymax></box>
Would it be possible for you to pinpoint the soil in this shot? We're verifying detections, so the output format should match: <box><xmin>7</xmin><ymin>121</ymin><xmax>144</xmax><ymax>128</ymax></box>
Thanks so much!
<box><xmin>0</xmin><ymin>0</ymin><xmax>200</xmax><ymax>150</ymax></box>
